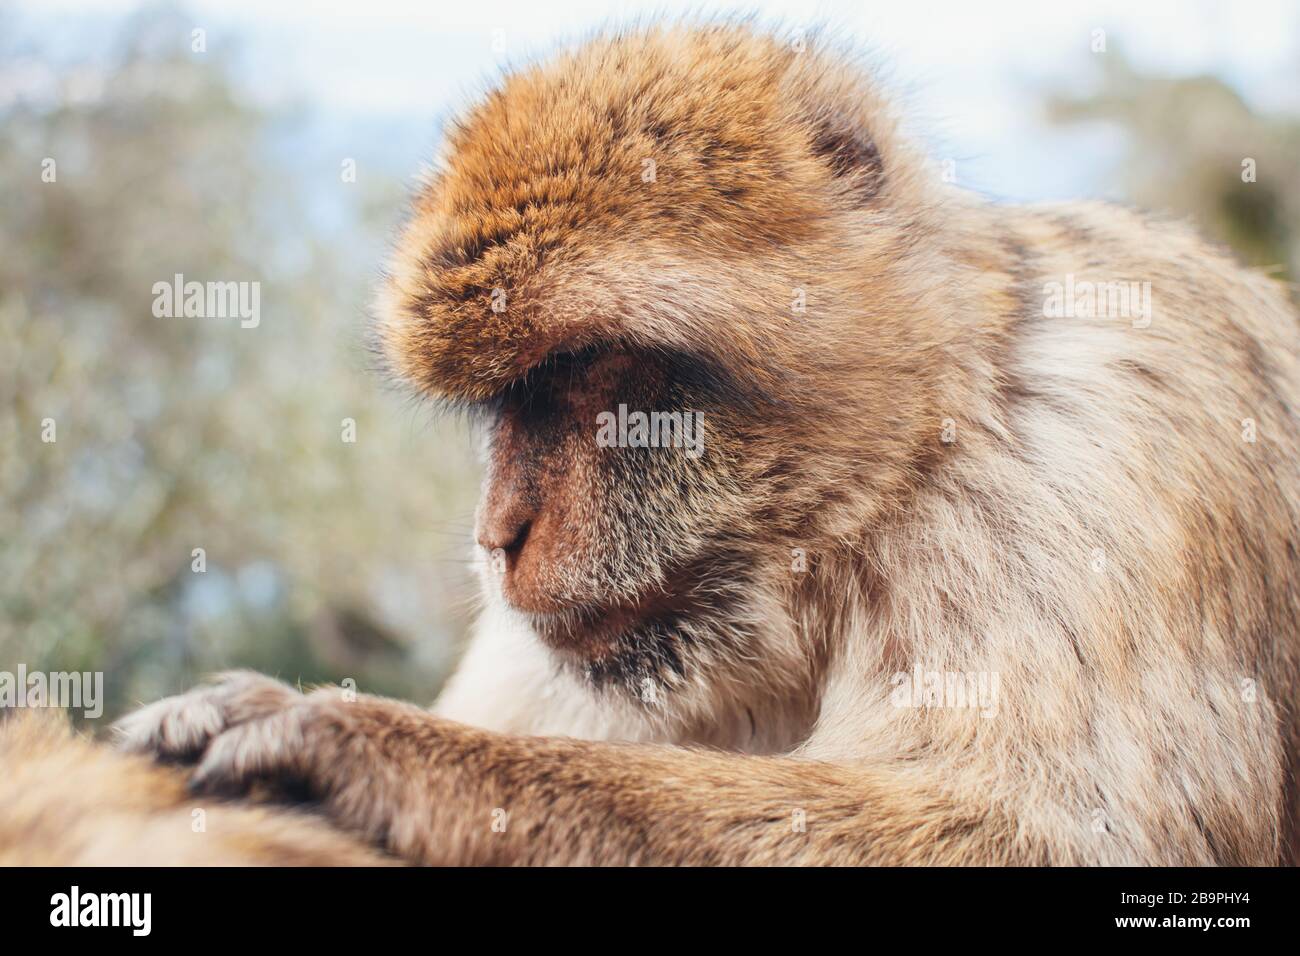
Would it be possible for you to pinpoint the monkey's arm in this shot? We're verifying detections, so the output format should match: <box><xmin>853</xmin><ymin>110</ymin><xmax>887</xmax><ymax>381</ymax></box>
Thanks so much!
<box><xmin>115</xmin><ymin>672</ymin><xmax>1018</xmax><ymax>865</ymax></box>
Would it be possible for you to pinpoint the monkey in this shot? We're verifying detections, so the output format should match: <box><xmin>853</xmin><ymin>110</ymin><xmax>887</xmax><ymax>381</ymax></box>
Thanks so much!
<box><xmin>20</xmin><ymin>21</ymin><xmax>1300</xmax><ymax>866</ymax></box>
<box><xmin>0</xmin><ymin>710</ymin><xmax>391</xmax><ymax>865</ymax></box>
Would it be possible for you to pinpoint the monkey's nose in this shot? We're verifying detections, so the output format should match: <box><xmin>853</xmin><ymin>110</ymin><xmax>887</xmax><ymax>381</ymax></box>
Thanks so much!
<box><xmin>477</xmin><ymin>474</ymin><xmax>538</xmax><ymax>567</ymax></box>
<box><xmin>476</xmin><ymin>515</ymin><xmax>532</xmax><ymax>559</ymax></box>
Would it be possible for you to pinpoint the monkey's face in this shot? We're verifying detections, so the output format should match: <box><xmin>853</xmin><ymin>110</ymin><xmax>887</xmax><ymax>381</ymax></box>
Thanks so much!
<box><xmin>468</xmin><ymin>344</ymin><xmax>760</xmax><ymax>678</ymax></box>
<box><xmin>375</xmin><ymin>27</ymin><xmax>935</xmax><ymax>689</ymax></box>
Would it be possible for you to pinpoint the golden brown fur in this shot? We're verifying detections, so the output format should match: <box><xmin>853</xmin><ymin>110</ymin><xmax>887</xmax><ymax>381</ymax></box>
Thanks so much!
<box><xmin>9</xmin><ymin>22</ymin><xmax>1300</xmax><ymax>865</ymax></box>
<box><xmin>0</xmin><ymin>710</ymin><xmax>391</xmax><ymax>865</ymax></box>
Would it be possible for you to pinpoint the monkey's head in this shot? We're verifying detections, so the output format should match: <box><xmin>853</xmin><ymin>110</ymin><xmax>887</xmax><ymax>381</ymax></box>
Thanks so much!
<box><xmin>375</xmin><ymin>24</ymin><xmax>947</xmax><ymax>701</ymax></box>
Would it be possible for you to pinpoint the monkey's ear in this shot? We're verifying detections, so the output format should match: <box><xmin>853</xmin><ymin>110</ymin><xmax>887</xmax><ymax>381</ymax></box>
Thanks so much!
<box><xmin>808</xmin><ymin>114</ymin><xmax>885</xmax><ymax>205</ymax></box>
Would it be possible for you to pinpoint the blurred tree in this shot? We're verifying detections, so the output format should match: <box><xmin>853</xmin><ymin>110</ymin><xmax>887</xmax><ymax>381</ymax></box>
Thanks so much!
<box><xmin>0</xmin><ymin>8</ymin><xmax>481</xmax><ymax>720</ymax></box>
<box><xmin>1048</xmin><ymin>48</ymin><xmax>1300</xmax><ymax>284</ymax></box>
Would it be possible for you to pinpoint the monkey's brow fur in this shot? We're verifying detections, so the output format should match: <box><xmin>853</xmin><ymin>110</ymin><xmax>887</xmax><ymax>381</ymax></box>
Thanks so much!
<box><xmin>9</xmin><ymin>20</ymin><xmax>1300</xmax><ymax>866</ymax></box>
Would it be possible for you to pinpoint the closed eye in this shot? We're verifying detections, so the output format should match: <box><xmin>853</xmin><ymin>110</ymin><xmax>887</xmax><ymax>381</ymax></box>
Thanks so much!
<box><xmin>471</xmin><ymin>345</ymin><xmax>609</xmax><ymax>421</ymax></box>
<box><xmin>442</xmin><ymin>341</ymin><xmax>774</xmax><ymax>423</ymax></box>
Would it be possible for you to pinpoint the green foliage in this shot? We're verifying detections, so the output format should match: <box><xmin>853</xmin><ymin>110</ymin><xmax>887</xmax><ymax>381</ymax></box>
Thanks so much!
<box><xmin>1048</xmin><ymin>47</ymin><xmax>1300</xmax><ymax>283</ymax></box>
<box><xmin>0</xmin><ymin>10</ymin><xmax>480</xmax><ymax>719</ymax></box>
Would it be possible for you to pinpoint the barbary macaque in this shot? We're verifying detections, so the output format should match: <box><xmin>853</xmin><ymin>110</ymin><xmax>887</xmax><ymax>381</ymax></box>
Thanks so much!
<box><xmin>0</xmin><ymin>711</ymin><xmax>389</xmax><ymax>865</ymax></box>
<box><xmin>21</xmin><ymin>23</ymin><xmax>1300</xmax><ymax>865</ymax></box>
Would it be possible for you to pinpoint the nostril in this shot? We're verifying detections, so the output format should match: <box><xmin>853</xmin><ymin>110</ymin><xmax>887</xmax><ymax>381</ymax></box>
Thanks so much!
<box><xmin>503</xmin><ymin>519</ymin><xmax>531</xmax><ymax>555</ymax></box>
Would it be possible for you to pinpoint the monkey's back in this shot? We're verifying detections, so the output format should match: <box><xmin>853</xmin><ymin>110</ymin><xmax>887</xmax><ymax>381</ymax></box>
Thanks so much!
<box><xmin>887</xmin><ymin>196</ymin><xmax>1300</xmax><ymax>862</ymax></box>
<box><xmin>0</xmin><ymin>711</ymin><xmax>392</xmax><ymax>865</ymax></box>
<box><xmin>1050</xmin><ymin>202</ymin><xmax>1300</xmax><ymax>861</ymax></box>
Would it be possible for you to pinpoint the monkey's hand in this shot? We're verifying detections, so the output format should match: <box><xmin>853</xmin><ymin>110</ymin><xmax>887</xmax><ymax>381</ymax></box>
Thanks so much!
<box><xmin>114</xmin><ymin>672</ymin><xmax>454</xmax><ymax>860</ymax></box>
<box><xmin>113</xmin><ymin>670</ymin><xmax>303</xmax><ymax>761</ymax></box>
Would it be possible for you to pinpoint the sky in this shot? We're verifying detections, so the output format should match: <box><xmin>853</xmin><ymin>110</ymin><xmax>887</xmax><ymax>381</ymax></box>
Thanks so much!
<box><xmin>8</xmin><ymin>0</ymin><xmax>1300</xmax><ymax>201</ymax></box>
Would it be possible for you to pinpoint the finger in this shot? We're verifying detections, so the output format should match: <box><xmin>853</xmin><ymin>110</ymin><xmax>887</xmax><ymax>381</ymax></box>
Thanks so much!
<box><xmin>113</xmin><ymin>674</ymin><xmax>300</xmax><ymax>763</ymax></box>
<box><xmin>188</xmin><ymin>709</ymin><xmax>308</xmax><ymax>797</ymax></box>
<box><xmin>112</xmin><ymin>692</ymin><xmax>225</xmax><ymax>760</ymax></box>
<box><xmin>210</xmin><ymin>673</ymin><xmax>301</xmax><ymax>726</ymax></box>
